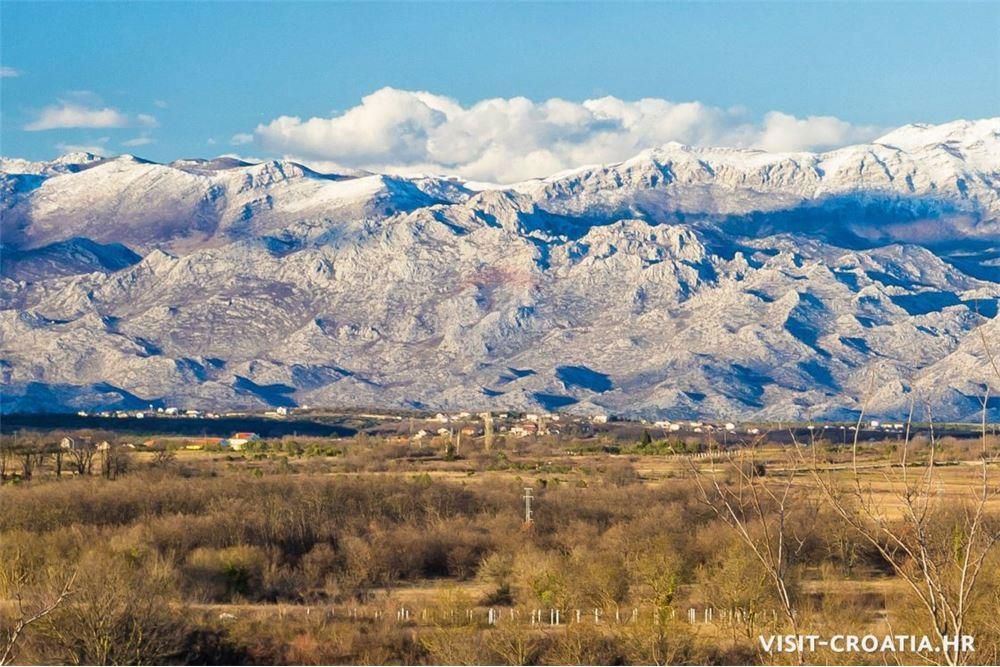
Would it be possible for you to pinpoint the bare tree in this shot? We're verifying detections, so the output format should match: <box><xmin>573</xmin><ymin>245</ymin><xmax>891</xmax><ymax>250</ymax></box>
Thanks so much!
<box><xmin>101</xmin><ymin>441</ymin><xmax>130</xmax><ymax>480</ymax></box>
<box><xmin>689</xmin><ymin>436</ymin><xmax>814</xmax><ymax>661</ymax></box>
<box><xmin>797</xmin><ymin>371</ymin><xmax>999</xmax><ymax>665</ymax></box>
<box><xmin>0</xmin><ymin>435</ymin><xmax>11</xmax><ymax>481</ymax></box>
<box><xmin>65</xmin><ymin>439</ymin><xmax>97</xmax><ymax>476</ymax></box>
<box><xmin>34</xmin><ymin>550</ymin><xmax>185</xmax><ymax>665</ymax></box>
<box><xmin>11</xmin><ymin>435</ymin><xmax>47</xmax><ymax>482</ymax></box>
<box><xmin>0</xmin><ymin>553</ymin><xmax>76</xmax><ymax>666</ymax></box>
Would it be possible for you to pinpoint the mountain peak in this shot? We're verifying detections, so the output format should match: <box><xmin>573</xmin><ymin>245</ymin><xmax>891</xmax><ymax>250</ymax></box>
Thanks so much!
<box><xmin>2</xmin><ymin>117</ymin><xmax>1000</xmax><ymax>420</ymax></box>
<box><xmin>874</xmin><ymin>118</ymin><xmax>1000</xmax><ymax>151</ymax></box>
<box><xmin>54</xmin><ymin>151</ymin><xmax>103</xmax><ymax>165</ymax></box>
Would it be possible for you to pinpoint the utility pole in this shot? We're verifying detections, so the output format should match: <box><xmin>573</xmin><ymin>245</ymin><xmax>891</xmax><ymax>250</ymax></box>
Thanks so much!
<box><xmin>523</xmin><ymin>487</ymin><xmax>534</xmax><ymax>524</ymax></box>
<box><xmin>482</xmin><ymin>412</ymin><xmax>494</xmax><ymax>451</ymax></box>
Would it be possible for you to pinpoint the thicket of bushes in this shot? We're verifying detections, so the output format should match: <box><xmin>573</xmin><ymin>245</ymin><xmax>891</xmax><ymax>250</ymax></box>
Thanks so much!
<box><xmin>2</xmin><ymin>438</ymin><xmax>1000</xmax><ymax>664</ymax></box>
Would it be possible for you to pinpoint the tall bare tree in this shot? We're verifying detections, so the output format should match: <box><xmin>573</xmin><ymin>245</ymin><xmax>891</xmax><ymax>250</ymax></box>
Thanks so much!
<box><xmin>797</xmin><ymin>366</ymin><xmax>999</xmax><ymax>666</ymax></box>
<box><xmin>65</xmin><ymin>439</ymin><xmax>97</xmax><ymax>476</ymax></box>
<box><xmin>689</xmin><ymin>436</ymin><xmax>814</xmax><ymax>663</ymax></box>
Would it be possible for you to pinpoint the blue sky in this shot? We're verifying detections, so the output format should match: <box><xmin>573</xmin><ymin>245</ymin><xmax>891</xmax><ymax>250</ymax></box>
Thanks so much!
<box><xmin>1</xmin><ymin>1</ymin><xmax>997</xmax><ymax>180</ymax></box>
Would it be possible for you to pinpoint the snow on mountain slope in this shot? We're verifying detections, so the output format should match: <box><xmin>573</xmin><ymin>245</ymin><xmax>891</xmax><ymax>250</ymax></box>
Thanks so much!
<box><xmin>1</xmin><ymin>155</ymin><xmax>467</xmax><ymax>252</ymax></box>
<box><xmin>0</xmin><ymin>151</ymin><xmax>103</xmax><ymax>176</ymax></box>
<box><xmin>1</xmin><ymin>118</ymin><xmax>999</xmax><ymax>418</ymax></box>
<box><xmin>526</xmin><ymin>119</ymin><xmax>1000</xmax><ymax>244</ymax></box>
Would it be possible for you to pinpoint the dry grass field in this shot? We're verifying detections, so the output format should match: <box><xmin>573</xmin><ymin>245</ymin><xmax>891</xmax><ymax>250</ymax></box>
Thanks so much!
<box><xmin>2</xmin><ymin>424</ymin><xmax>999</xmax><ymax>665</ymax></box>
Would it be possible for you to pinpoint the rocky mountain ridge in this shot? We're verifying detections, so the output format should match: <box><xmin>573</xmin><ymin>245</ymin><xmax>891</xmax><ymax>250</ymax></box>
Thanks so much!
<box><xmin>2</xmin><ymin>118</ymin><xmax>998</xmax><ymax>419</ymax></box>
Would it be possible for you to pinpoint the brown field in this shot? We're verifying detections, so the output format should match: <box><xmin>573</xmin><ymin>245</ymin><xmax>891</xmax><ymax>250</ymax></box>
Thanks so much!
<box><xmin>2</xmin><ymin>426</ymin><xmax>999</xmax><ymax>665</ymax></box>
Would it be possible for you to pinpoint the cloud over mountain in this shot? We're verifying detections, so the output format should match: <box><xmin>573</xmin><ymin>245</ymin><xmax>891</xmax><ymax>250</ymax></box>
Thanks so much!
<box><xmin>24</xmin><ymin>96</ymin><xmax>159</xmax><ymax>132</ymax></box>
<box><xmin>253</xmin><ymin>87</ymin><xmax>882</xmax><ymax>182</ymax></box>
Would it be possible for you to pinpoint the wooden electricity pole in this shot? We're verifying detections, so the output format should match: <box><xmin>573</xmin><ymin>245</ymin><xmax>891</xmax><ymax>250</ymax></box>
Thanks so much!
<box><xmin>482</xmin><ymin>412</ymin><xmax>494</xmax><ymax>451</ymax></box>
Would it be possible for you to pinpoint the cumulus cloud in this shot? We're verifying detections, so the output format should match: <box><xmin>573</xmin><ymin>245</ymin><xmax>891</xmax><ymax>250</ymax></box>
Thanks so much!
<box><xmin>24</xmin><ymin>98</ymin><xmax>158</xmax><ymax>131</ymax></box>
<box><xmin>230</xmin><ymin>133</ymin><xmax>254</xmax><ymax>145</ymax></box>
<box><xmin>756</xmin><ymin>111</ymin><xmax>875</xmax><ymax>153</ymax></box>
<box><xmin>250</xmin><ymin>87</ymin><xmax>882</xmax><ymax>182</ymax></box>
<box><xmin>0</xmin><ymin>66</ymin><xmax>20</xmax><ymax>78</ymax></box>
<box><xmin>26</xmin><ymin>103</ymin><xmax>129</xmax><ymax>131</ymax></box>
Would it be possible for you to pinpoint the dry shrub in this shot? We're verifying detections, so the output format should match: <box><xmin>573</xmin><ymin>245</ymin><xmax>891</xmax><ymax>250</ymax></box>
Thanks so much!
<box><xmin>184</xmin><ymin>545</ymin><xmax>269</xmax><ymax>602</ymax></box>
<box><xmin>29</xmin><ymin>547</ymin><xmax>187</xmax><ymax>665</ymax></box>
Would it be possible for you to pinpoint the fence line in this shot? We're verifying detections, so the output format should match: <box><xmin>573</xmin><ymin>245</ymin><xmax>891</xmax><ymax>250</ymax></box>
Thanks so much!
<box><xmin>216</xmin><ymin>604</ymin><xmax>789</xmax><ymax>628</ymax></box>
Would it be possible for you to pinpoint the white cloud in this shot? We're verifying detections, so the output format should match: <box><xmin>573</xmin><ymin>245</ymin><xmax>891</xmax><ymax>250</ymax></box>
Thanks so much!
<box><xmin>230</xmin><ymin>132</ymin><xmax>254</xmax><ymax>145</ymax></box>
<box><xmin>756</xmin><ymin>111</ymin><xmax>876</xmax><ymax>153</ymax></box>
<box><xmin>24</xmin><ymin>98</ymin><xmax>158</xmax><ymax>131</ymax></box>
<box><xmin>136</xmin><ymin>113</ymin><xmax>159</xmax><ymax>128</ymax></box>
<box><xmin>154</xmin><ymin>100</ymin><xmax>169</xmax><ymax>109</ymax></box>
<box><xmin>252</xmin><ymin>87</ymin><xmax>882</xmax><ymax>183</ymax></box>
<box><xmin>0</xmin><ymin>66</ymin><xmax>20</xmax><ymax>78</ymax></box>
<box><xmin>122</xmin><ymin>136</ymin><xmax>154</xmax><ymax>147</ymax></box>
<box><xmin>26</xmin><ymin>103</ymin><xmax>129</xmax><ymax>131</ymax></box>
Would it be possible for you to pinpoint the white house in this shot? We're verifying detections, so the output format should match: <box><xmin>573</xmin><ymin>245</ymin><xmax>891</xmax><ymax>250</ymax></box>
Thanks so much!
<box><xmin>222</xmin><ymin>432</ymin><xmax>261</xmax><ymax>451</ymax></box>
<box><xmin>510</xmin><ymin>423</ymin><xmax>538</xmax><ymax>437</ymax></box>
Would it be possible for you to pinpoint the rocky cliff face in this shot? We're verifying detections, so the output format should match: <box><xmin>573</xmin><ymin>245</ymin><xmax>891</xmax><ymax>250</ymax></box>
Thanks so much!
<box><xmin>2</xmin><ymin>119</ymin><xmax>998</xmax><ymax>419</ymax></box>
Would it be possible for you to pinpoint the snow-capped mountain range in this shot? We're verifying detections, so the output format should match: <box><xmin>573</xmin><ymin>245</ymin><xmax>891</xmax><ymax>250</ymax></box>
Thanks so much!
<box><xmin>2</xmin><ymin>119</ymin><xmax>999</xmax><ymax>420</ymax></box>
